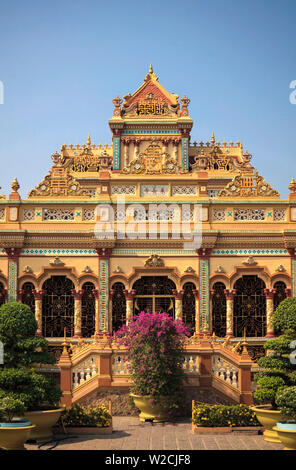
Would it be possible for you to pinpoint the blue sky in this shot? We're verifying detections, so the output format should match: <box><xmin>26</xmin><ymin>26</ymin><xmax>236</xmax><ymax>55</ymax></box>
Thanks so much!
<box><xmin>0</xmin><ymin>0</ymin><xmax>295</xmax><ymax>198</ymax></box>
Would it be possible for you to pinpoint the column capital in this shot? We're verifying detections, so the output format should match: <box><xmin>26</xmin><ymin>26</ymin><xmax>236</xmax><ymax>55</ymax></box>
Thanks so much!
<box><xmin>285</xmin><ymin>288</ymin><xmax>292</xmax><ymax>298</ymax></box>
<box><xmin>32</xmin><ymin>289</ymin><xmax>44</xmax><ymax>300</ymax></box>
<box><xmin>124</xmin><ymin>289</ymin><xmax>136</xmax><ymax>301</ymax></box>
<box><xmin>172</xmin><ymin>289</ymin><xmax>184</xmax><ymax>300</ymax></box>
<box><xmin>264</xmin><ymin>288</ymin><xmax>276</xmax><ymax>299</ymax></box>
<box><xmin>96</xmin><ymin>247</ymin><xmax>113</xmax><ymax>259</ymax></box>
<box><xmin>4</xmin><ymin>247</ymin><xmax>22</xmax><ymax>261</ymax></box>
<box><xmin>196</xmin><ymin>248</ymin><xmax>212</xmax><ymax>259</ymax></box>
<box><xmin>17</xmin><ymin>289</ymin><xmax>24</xmax><ymax>302</ymax></box>
<box><xmin>192</xmin><ymin>289</ymin><xmax>199</xmax><ymax>300</ymax></box>
<box><xmin>71</xmin><ymin>289</ymin><xmax>83</xmax><ymax>300</ymax></box>
<box><xmin>224</xmin><ymin>289</ymin><xmax>237</xmax><ymax>300</ymax></box>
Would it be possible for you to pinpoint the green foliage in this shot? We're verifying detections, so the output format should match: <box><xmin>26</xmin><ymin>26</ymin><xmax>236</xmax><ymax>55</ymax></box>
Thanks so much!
<box><xmin>192</xmin><ymin>403</ymin><xmax>260</xmax><ymax>427</ymax></box>
<box><xmin>0</xmin><ymin>302</ymin><xmax>62</xmax><ymax>410</ymax></box>
<box><xmin>0</xmin><ymin>368</ymin><xmax>62</xmax><ymax>410</ymax></box>
<box><xmin>272</xmin><ymin>298</ymin><xmax>296</xmax><ymax>332</ymax></box>
<box><xmin>276</xmin><ymin>386</ymin><xmax>296</xmax><ymax>420</ymax></box>
<box><xmin>0</xmin><ymin>397</ymin><xmax>26</xmax><ymax>423</ymax></box>
<box><xmin>253</xmin><ymin>300</ymin><xmax>296</xmax><ymax>409</ymax></box>
<box><xmin>60</xmin><ymin>403</ymin><xmax>112</xmax><ymax>428</ymax></box>
<box><xmin>0</xmin><ymin>302</ymin><xmax>56</xmax><ymax>367</ymax></box>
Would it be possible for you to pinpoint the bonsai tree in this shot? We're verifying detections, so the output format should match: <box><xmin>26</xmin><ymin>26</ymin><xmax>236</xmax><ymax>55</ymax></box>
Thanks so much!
<box><xmin>254</xmin><ymin>297</ymin><xmax>296</xmax><ymax>409</ymax></box>
<box><xmin>114</xmin><ymin>311</ymin><xmax>189</xmax><ymax>414</ymax></box>
<box><xmin>0</xmin><ymin>397</ymin><xmax>26</xmax><ymax>423</ymax></box>
<box><xmin>0</xmin><ymin>302</ymin><xmax>62</xmax><ymax>410</ymax></box>
<box><xmin>276</xmin><ymin>386</ymin><xmax>296</xmax><ymax>421</ymax></box>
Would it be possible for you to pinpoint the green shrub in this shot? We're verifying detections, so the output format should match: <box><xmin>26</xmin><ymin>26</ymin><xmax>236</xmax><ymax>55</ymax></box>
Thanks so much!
<box><xmin>192</xmin><ymin>403</ymin><xmax>260</xmax><ymax>427</ymax></box>
<box><xmin>272</xmin><ymin>298</ymin><xmax>296</xmax><ymax>332</ymax></box>
<box><xmin>276</xmin><ymin>386</ymin><xmax>296</xmax><ymax>420</ymax></box>
<box><xmin>60</xmin><ymin>403</ymin><xmax>112</xmax><ymax>428</ymax></box>
<box><xmin>0</xmin><ymin>368</ymin><xmax>62</xmax><ymax>410</ymax></box>
<box><xmin>0</xmin><ymin>397</ymin><xmax>26</xmax><ymax>423</ymax></box>
<box><xmin>0</xmin><ymin>302</ymin><xmax>62</xmax><ymax>410</ymax></box>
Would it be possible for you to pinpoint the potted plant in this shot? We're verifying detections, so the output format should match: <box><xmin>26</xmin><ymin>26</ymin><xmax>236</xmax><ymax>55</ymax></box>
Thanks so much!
<box><xmin>114</xmin><ymin>311</ymin><xmax>189</xmax><ymax>422</ymax></box>
<box><xmin>0</xmin><ymin>397</ymin><xmax>35</xmax><ymax>450</ymax></box>
<box><xmin>58</xmin><ymin>402</ymin><xmax>112</xmax><ymax>435</ymax></box>
<box><xmin>251</xmin><ymin>297</ymin><xmax>296</xmax><ymax>443</ymax></box>
<box><xmin>0</xmin><ymin>302</ymin><xmax>63</xmax><ymax>442</ymax></box>
<box><xmin>273</xmin><ymin>386</ymin><xmax>296</xmax><ymax>450</ymax></box>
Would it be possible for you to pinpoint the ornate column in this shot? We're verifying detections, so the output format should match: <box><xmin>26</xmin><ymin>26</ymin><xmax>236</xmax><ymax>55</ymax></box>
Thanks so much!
<box><xmin>5</xmin><ymin>248</ymin><xmax>21</xmax><ymax>302</ymax></box>
<box><xmin>33</xmin><ymin>289</ymin><xmax>44</xmax><ymax>336</ymax></box>
<box><xmin>264</xmin><ymin>288</ymin><xmax>276</xmax><ymax>338</ymax></box>
<box><xmin>92</xmin><ymin>289</ymin><xmax>100</xmax><ymax>335</ymax></box>
<box><xmin>197</xmin><ymin>248</ymin><xmax>212</xmax><ymax>335</ymax></box>
<box><xmin>134</xmin><ymin>139</ymin><xmax>140</xmax><ymax>159</ymax></box>
<box><xmin>109</xmin><ymin>289</ymin><xmax>114</xmax><ymax>331</ymax></box>
<box><xmin>17</xmin><ymin>289</ymin><xmax>23</xmax><ymax>302</ymax></box>
<box><xmin>122</xmin><ymin>139</ymin><xmax>129</xmax><ymax>168</ymax></box>
<box><xmin>192</xmin><ymin>289</ymin><xmax>199</xmax><ymax>336</ymax></box>
<box><xmin>124</xmin><ymin>289</ymin><xmax>136</xmax><ymax>323</ymax></box>
<box><xmin>172</xmin><ymin>289</ymin><xmax>184</xmax><ymax>321</ymax></box>
<box><xmin>209</xmin><ymin>289</ymin><xmax>215</xmax><ymax>334</ymax></box>
<box><xmin>71</xmin><ymin>289</ymin><xmax>83</xmax><ymax>338</ymax></box>
<box><xmin>288</xmin><ymin>249</ymin><xmax>296</xmax><ymax>297</ymax></box>
<box><xmin>96</xmin><ymin>248</ymin><xmax>112</xmax><ymax>333</ymax></box>
<box><xmin>181</xmin><ymin>131</ymin><xmax>189</xmax><ymax>170</ymax></box>
<box><xmin>224</xmin><ymin>289</ymin><xmax>236</xmax><ymax>337</ymax></box>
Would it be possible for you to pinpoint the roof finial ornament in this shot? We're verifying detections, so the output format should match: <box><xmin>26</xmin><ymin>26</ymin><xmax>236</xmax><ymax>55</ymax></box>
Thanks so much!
<box><xmin>149</xmin><ymin>63</ymin><xmax>153</xmax><ymax>74</ymax></box>
<box><xmin>211</xmin><ymin>131</ymin><xmax>215</xmax><ymax>145</ymax></box>
<box><xmin>87</xmin><ymin>134</ymin><xmax>91</xmax><ymax>148</ymax></box>
<box><xmin>11</xmin><ymin>178</ymin><xmax>20</xmax><ymax>193</ymax></box>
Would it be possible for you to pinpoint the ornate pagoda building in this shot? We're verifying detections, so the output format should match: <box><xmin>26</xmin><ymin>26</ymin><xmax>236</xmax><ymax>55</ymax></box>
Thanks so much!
<box><xmin>0</xmin><ymin>65</ymin><xmax>296</xmax><ymax>368</ymax></box>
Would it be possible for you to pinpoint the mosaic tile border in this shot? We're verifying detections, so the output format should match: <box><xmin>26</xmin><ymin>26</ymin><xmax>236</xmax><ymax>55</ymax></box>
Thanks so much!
<box><xmin>21</xmin><ymin>249</ymin><xmax>97</xmax><ymax>256</ymax></box>
<box><xmin>8</xmin><ymin>260</ymin><xmax>17</xmax><ymax>302</ymax></box>
<box><xmin>99</xmin><ymin>258</ymin><xmax>109</xmax><ymax>331</ymax></box>
<box><xmin>199</xmin><ymin>259</ymin><xmax>209</xmax><ymax>331</ymax></box>
<box><xmin>212</xmin><ymin>249</ymin><xmax>288</xmax><ymax>256</ymax></box>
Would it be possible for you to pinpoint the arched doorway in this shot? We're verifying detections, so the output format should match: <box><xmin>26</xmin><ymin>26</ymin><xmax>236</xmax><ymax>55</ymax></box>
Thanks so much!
<box><xmin>132</xmin><ymin>276</ymin><xmax>176</xmax><ymax>317</ymax></box>
<box><xmin>212</xmin><ymin>282</ymin><xmax>227</xmax><ymax>337</ymax></box>
<box><xmin>182</xmin><ymin>282</ymin><xmax>196</xmax><ymax>332</ymax></box>
<box><xmin>21</xmin><ymin>282</ymin><xmax>35</xmax><ymax>313</ymax></box>
<box><xmin>233</xmin><ymin>275</ymin><xmax>266</xmax><ymax>337</ymax></box>
<box><xmin>111</xmin><ymin>282</ymin><xmax>126</xmax><ymax>332</ymax></box>
<box><xmin>273</xmin><ymin>281</ymin><xmax>287</xmax><ymax>310</ymax></box>
<box><xmin>0</xmin><ymin>282</ymin><xmax>5</xmax><ymax>307</ymax></box>
<box><xmin>81</xmin><ymin>282</ymin><xmax>95</xmax><ymax>337</ymax></box>
<box><xmin>42</xmin><ymin>276</ymin><xmax>75</xmax><ymax>337</ymax></box>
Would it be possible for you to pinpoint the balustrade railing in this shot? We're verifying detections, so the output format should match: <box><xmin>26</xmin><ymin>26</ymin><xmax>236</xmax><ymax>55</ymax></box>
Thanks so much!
<box><xmin>72</xmin><ymin>356</ymin><xmax>98</xmax><ymax>389</ymax></box>
<box><xmin>183</xmin><ymin>355</ymin><xmax>200</xmax><ymax>374</ymax></box>
<box><xmin>112</xmin><ymin>354</ymin><xmax>129</xmax><ymax>375</ymax></box>
<box><xmin>212</xmin><ymin>355</ymin><xmax>239</xmax><ymax>389</ymax></box>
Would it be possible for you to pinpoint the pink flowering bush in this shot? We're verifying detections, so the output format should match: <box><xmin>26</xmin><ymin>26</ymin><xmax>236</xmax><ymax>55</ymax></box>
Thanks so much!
<box><xmin>114</xmin><ymin>311</ymin><xmax>190</xmax><ymax>410</ymax></box>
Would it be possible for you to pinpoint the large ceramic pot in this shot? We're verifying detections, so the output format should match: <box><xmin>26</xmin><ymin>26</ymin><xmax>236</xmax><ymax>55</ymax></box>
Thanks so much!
<box><xmin>24</xmin><ymin>408</ymin><xmax>63</xmax><ymax>442</ymax></box>
<box><xmin>130</xmin><ymin>394</ymin><xmax>170</xmax><ymax>423</ymax></box>
<box><xmin>0</xmin><ymin>420</ymin><xmax>35</xmax><ymax>450</ymax></box>
<box><xmin>251</xmin><ymin>405</ymin><xmax>284</xmax><ymax>443</ymax></box>
<box><xmin>273</xmin><ymin>424</ymin><xmax>296</xmax><ymax>450</ymax></box>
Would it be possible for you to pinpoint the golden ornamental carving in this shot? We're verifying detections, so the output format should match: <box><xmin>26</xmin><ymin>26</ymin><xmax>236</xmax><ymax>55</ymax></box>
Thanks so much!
<box><xmin>219</xmin><ymin>169</ymin><xmax>280</xmax><ymax>198</ymax></box>
<box><xmin>242</xmin><ymin>257</ymin><xmax>257</xmax><ymax>266</ymax></box>
<box><xmin>145</xmin><ymin>253</ymin><xmax>165</xmax><ymax>267</ymax></box>
<box><xmin>29</xmin><ymin>162</ymin><xmax>90</xmax><ymax>198</ymax></box>
<box><xmin>123</xmin><ymin>95</ymin><xmax>178</xmax><ymax>119</ymax></box>
<box><xmin>122</xmin><ymin>143</ymin><xmax>187</xmax><ymax>175</ymax></box>
<box><xmin>71</xmin><ymin>147</ymin><xmax>102</xmax><ymax>172</ymax></box>
<box><xmin>50</xmin><ymin>257</ymin><xmax>65</xmax><ymax>266</ymax></box>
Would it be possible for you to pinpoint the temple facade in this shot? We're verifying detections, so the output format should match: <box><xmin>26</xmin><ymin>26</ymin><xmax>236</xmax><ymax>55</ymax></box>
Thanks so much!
<box><xmin>0</xmin><ymin>65</ymin><xmax>296</xmax><ymax>364</ymax></box>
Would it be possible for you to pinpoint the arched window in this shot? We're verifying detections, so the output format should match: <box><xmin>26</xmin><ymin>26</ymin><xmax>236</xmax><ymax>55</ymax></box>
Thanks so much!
<box><xmin>273</xmin><ymin>281</ymin><xmax>287</xmax><ymax>310</ymax></box>
<box><xmin>0</xmin><ymin>282</ymin><xmax>5</xmax><ymax>307</ymax></box>
<box><xmin>42</xmin><ymin>276</ymin><xmax>75</xmax><ymax>337</ymax></box>
<box><xmin>132</xmin><ymin>276</ymin><xmax>176</xmax><ymax>317</ymax></box>
<box><xmin>81</xmin><ymin>282</ymin><xmax>95</xmax><ymax>338</ymax></box>
<box><xmin>233</xmin><ymin>275</ymin><xmax>266</xmax><ymax>337</ymax></box>
<box><xmin>112</xmin><ymin>282</ymin><xmax>126</xmax><ymax>332</ymax></box>
<box><xmin>21</xmin><ymin>282</ymin><xmax>35</xmax><ymax>313</ymax></box>
<box><xmin>212</xmin><ymin>282</ymin><xmax>227</xmax><ymax>338</ymax></box>
<box><xmin>182</xmin><ymin>282</ymin><xmax>196</xmax><ymax>333</ymax></box>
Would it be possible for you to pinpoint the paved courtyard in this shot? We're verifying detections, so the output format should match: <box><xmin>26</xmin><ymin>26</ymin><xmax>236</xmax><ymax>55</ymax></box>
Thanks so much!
<box><xmin>25</xmin><ymin>417</ymin><xmax>284</xmax><ymax>451</ymax></box>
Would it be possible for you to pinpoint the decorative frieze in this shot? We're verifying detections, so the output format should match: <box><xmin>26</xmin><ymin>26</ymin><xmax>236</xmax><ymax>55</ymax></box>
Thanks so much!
<box><xmin>0</xmin><ymin>209</ymin><xmax>4</xmax><ymax>220</ymax></box>
<box><xmin>43</xmin><ymin>209</ymin><xmax>75</xmax><ymax>221</ymax></box>
<box><xmin>234</xmin><ymin>209</ymin><xmax>265</xmax><ymax>221</ymax></box>
<box><xmin>82</xmin><ymin>208</ymin><xmax>95</xmax><ymax>221</ymax></box>
<box><xmin>111</xmin><ymin>185</ymin><xmax>137</xmax><ymax>195</ymax></box>
<box><xmin>23</xmin><ymin>209</ymin><xmax>35</xmax><ymax>221</ymax></box>
<box><xmin>172</xmin><ymin>185</ymin><xmax>197</xmax><ymax>196</ymax></box>
<box><xmin>207</xmin><ymin>189</ymin><xmax>220</xmax><ymax>198</ymax></box>
<box><xmin>273</xmin><ymin>209</ymin><xmax>286</xmax><ymax>221</ymax></box>
<box><xmin>213</xmin><ymin>209</ymin><xmax>226</xmax><ymax>221</ymax></box>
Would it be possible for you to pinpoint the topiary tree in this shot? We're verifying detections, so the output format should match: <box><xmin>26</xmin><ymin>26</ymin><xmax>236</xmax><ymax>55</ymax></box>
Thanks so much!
<box><xmin>254</xmin><ymin>297</ymin><xmax>296</xmax><ymax>409</ymax></box>
<box><xmin>0</xmin><ymin>302</ymin><xmax>62</xmax><ymax>411</ymax></box>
